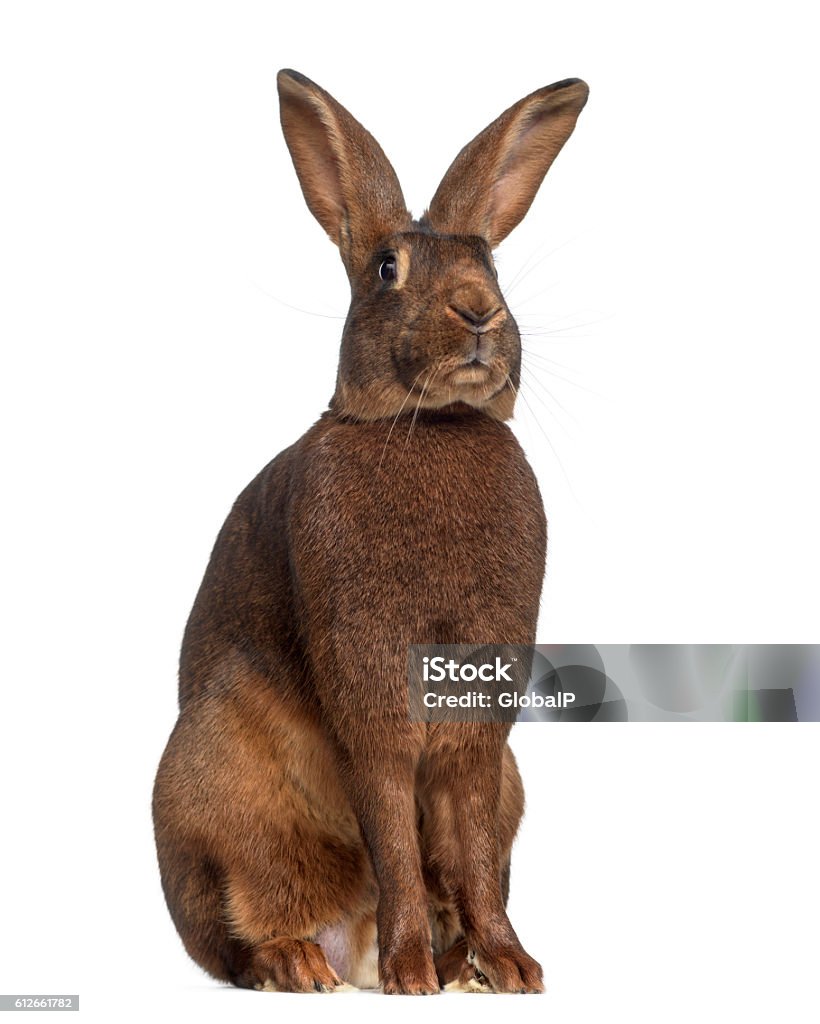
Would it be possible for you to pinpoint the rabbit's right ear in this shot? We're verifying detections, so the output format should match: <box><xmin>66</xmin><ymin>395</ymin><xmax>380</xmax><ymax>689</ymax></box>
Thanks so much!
<box><xmin>277</xmin><ymin>70</ymin><xmax>410</xmax><ymax>273</ymax></box>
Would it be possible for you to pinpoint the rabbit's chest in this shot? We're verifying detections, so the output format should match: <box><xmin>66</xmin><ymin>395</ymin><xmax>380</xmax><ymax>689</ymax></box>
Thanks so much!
<box><xmin>294</xmin><ymin>415</ymin><xmax>546</xmax><ymax>610</ymax></box>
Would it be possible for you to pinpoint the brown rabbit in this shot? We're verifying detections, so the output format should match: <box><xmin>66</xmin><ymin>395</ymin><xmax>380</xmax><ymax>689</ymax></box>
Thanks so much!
<box><xmin>152</xmin><ymin>69</ymin><xmax>588</xmax><ymax>994</ymax></box>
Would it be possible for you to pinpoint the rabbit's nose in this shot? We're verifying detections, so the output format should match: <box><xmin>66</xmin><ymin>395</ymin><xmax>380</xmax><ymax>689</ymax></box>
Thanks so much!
<box><xmin>449</xmin><ymin>303</ymin><xmax>502</xmax><ymax>329</ymax></box>
<box><xmin>448</xmin><ymin>284</ymin><xmax>504</xmax><ymax>332</ymax></box>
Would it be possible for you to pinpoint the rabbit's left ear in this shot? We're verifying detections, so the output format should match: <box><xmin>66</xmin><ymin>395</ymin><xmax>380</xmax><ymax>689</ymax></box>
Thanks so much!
<box><xmin>423</xmin><ymin>79</ymin><xmax>588</xmax><ymax>248</ymax></box>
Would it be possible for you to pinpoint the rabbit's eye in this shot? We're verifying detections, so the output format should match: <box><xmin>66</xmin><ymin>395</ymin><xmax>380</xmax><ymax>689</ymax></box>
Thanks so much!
<box><xmin>379</xmin><ymin>256</ymin><xmax>397</xmax><ymax>282</ymax></box>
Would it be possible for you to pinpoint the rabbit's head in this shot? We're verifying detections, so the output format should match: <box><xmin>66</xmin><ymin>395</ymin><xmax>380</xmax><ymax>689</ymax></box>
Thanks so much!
<box><xmin>277</xmin><ymin>70</ymin><xmax>588</xmax><ymax>422</ymax></box>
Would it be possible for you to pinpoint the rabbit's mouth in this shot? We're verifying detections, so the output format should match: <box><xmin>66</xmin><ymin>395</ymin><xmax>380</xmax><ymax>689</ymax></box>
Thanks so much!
<box><xmin>434</xmin><ymin>357</ymin><xmax>511</xmax><ymax>408</ymax></box>
<box><xmin>449</xmin><ymin>362</ymin><xmax>493</xmax><ymax>385</ymax></box>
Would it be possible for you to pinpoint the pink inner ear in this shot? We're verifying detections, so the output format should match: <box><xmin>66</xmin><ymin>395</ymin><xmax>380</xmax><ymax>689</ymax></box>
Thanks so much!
<box><xmin>487</xmin><ymin>105</ymin><xmax>583</xmax><ymax>247</ymax></box>
<box><xmin>281</xmin><ymin>93</ymin><xmax>348</xmax><ymax>241</ymax></box>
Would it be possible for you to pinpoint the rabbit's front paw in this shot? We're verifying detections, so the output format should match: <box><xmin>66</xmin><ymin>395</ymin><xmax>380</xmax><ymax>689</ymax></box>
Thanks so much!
<box><xmin>467</xmin><ymin>944</ymin><xmax>543</xmax><ymax>994</ymax></box>
<box><xmin>381</xmin><ymin>944</ymin><xmax>440</xmax><ymax>995</ymax></box>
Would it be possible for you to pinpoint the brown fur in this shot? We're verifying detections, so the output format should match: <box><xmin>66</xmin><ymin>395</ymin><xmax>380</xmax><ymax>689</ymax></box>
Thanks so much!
<box><xmin>153</xmin><ymin>69</ymin><xmax>588</xmax><ymax>994</ymax></box>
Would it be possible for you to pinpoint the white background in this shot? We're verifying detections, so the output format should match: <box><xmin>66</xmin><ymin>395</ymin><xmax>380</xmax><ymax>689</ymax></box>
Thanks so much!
<box><xmin>1</xmin><ymin>1</ymin><xmax>818</xmax><ymax>1022</ymax></box>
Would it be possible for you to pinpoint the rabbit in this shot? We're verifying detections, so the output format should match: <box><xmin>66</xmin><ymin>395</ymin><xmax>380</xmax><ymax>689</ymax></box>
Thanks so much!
<box><xmin>152</xmin><ymin>68</ymin><xmax>588</xmax><ymax>995</ymax></box>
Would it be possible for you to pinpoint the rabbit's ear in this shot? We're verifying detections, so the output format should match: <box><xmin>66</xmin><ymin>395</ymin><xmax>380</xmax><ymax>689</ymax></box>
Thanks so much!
<box><xmin>424</xmin><ymin>79</ymin><xmax>588</xmax><ymax>248</ymax></box>
<box><xmin>277</xmin><ymin>70</ymin><xmax>410</xmax><ymax>270</ymax></box>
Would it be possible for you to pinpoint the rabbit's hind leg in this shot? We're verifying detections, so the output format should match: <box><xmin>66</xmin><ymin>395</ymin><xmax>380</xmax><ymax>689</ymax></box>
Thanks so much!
<box><xmin>211</xmin><ymin>779</ymin><xmax>376</xmax><ymax>992</ymax></box>
<box><xmin>156</xmin><ymin>834</ymin><xmax>369</xmax><ymax>993</ymax></box>
<box><xmin>231</xmin><ymin>937</ymin><xmax>344</xmax><ymax>992</ymax></box>
<box><xmin>154</xmin><ymin>668</ymin><xmax>376</xmax><ymax>992</ymax></box>
<box><xmin>224</xmin><ymin>882</ymin><xmax>377</xmax><ymax>992</ymax></box>
<box><xmin>152</xmin><ymin>839</ymin><xmax>255</xmax><ymax>985</ymax></box>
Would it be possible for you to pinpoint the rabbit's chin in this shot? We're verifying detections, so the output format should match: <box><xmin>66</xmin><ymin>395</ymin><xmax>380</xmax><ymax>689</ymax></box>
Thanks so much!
<box><xmin>408</xmin><ymin>365</ymin><xmax>517</xmax><ymax>420</ymax></box>
<box><xmin>332</xmin><ymin>364</ymin><xmax>516</xmax><ymax>422</ymax></box>
<box><xmin>429</xmin><ymin>362</ymin><xmax>513</xmax><ymax>409</ymax></box>
<box><xmin>447</xmin><ymin>364</ymin><xmax>496</xmax><ymax>387</ymax></box>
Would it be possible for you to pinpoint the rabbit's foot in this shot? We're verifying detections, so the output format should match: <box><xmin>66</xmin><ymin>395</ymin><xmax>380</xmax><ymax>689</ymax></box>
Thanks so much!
<box><xmin>246</xmin><ymin>937</ymin><xmax>347</xmax><ymax>993</ymax></box>
<box><xmin>443</xmin><ymin>972</ymin><xmax>492</xmax><ymax>993</ymax></box>
<box><xmin>381</xmin><ymin>943</ymin><xmax>440</xmax><ymax>995</ymax></box>
<box><xmin>466</xmin><ymin>943</ymin><xmax>544</xmax><ymax>994</ymax></box>
<box><xmin>436</xmin><ymin>939</ymin><xmax>491</xmax><ymax>993</ymax></box>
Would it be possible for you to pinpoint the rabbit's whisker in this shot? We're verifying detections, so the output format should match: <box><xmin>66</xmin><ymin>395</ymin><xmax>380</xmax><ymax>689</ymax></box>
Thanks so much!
<box><xmin>520</xmin><ymin>346</ymin><xmax>585</xmax><ymax>377</ymax></box>
<box><xmin>378</xmin><ymin>368</ymin><xmax>427</xmax><ymax>471</ymax></box>
<box><xmin>502</xmin><ymin>235</ymin><xmax>575</xmax><ymax>298</ymax></box>
<box><xmin>248</xmin><ymin>280</ymin><xmax>346</xmax><ymax>320</ymax></box>
<box><xmin>519</xmin><ymin>364</ymin><xmax>578</xmax><ymax>431</ymax></box>
<box><xmin>514</xmin><ymin>381</ymin><xmax>579</xmax><ymax>502</ymax></box>
<box><xmin>404</xmin><ymin>367</ymin><xmax>439</xmax><ymax>451</ymax></box>
<box><xmin>520</xmin><ymin>349</ymin><xmax>601</xmax><ymax>396</ymax></box>
<box><xmin>517</xmin><ymin>310</ymin><xmax>613</xmax><ymax>332</ymax></box>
